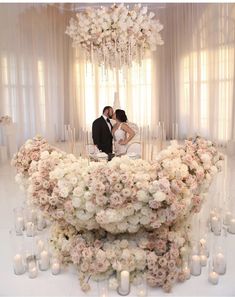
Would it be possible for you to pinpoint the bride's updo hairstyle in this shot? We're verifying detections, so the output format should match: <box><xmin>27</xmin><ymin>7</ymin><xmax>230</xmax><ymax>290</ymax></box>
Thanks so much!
<box><xmin>115</xmin><ymin>109</ymin><xmax>128</xmax><ymax>122</ymax></box>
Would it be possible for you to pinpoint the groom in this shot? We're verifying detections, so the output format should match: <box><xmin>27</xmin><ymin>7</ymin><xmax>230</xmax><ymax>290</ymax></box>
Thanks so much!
<box><xmin>92</xmin><ymin>106</ymin><xmax>114</xmax><ymax>154</ymax></box>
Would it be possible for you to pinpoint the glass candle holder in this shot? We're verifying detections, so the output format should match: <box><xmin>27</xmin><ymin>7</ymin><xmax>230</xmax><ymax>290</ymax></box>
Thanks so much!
<box><xmin>182</xmin><ymin>260</ymin><xmax>191</xmax><ymax>280</ymax></box>
<box><xmin>13</xmin><ymin>207</ymin><xmax>24</xmax><ymax>236</ymax></box>
<box><xmin>132</xmin><ymin>275</ymin><xmax>147</xmax><ymax>297</ymax></box>
<box><xmin>213</xmin><ymin>249</ymin><xmax>226</xmax><ymax>275</ymax></box>
<box><xmin>208</xmin><ymin>260</ymin><xmax>219</xmax><ymax>285</ymax></box>
<box><xmin>24</xmin><ymin>206</ymin><xmax>37</xmax><ymax>225</ymax></box>
<box><xmin>199</xmin><ymin>235</ymin><xmax>209</xmax><ymax>258</ymax></box>
<box><xmin>28</xmin><ymin>257</ymin><xmax>38</xmax><ymax>279</ymax></box>
<box><xmin>9</xmin><ymin>229</ymin><xmax>26</xmax><ymax>275</ymax></box>
<box><xmin>223</xmin><ymin>210</ymin><xmax>232</xmax><ymax>226</ymax></box>
<box><xmin>98</xmin><ymin>279</ymin><xmax>109</xmax><ymax>297</ymax></box>
<box><xmin>37</xmin><ymin>212</ymin><xmax>47</xmax><ymax>231</ymax></box>
<box><xmin>228</xmin><ymin>217</ymin><xmax>235</xmax><ymax>234</ymax></box>
<box><xmin>35</xmin><ymin>237</ymin><xmax>46</xmax><ymax>259</ymax></box>
<box><xmin>25</xmin><ymin>221</ymin><xmax>36</xmax><ymax>237</ymax></box>
<box><xmin>211</xmin><ymin>216</ymin><xmax>221</xmax><ymax>236</ymax></box>
<box><xmin>39</xmin><ymin>250</ymin><xmax>50</xmax><ymax>271</ymax></box>
<box><xmin>13</xmin><ymin>253</ymin><xmax>26</xmax><ymax>275</ymax></box>
<box><xmin>51</xmin><ymin>257</ymin><xmax>61</xmax><ymax>275</ymax></box>
<box><xmin>190</xmin><ymin>254</ymin><xmax>201</xmax><ymax>276</ymax></box>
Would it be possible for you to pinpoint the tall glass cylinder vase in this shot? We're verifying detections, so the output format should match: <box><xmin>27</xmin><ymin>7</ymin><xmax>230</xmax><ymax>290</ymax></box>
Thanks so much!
<box><xmin>9</xmin><ymin>229</ymin><xmax>26</xmax><ymax>275</ymax></box>
<box><xmin>13</xmin><ymin>207</ymin><xmax>24</xmax><ymax>236</ymax></box>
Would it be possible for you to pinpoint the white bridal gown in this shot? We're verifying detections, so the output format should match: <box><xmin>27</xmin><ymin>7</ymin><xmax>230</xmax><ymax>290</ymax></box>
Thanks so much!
<box><xmin>113</xmin><ymin>123</ymin><xmax>127</xmax><ymax>155</ymax></box>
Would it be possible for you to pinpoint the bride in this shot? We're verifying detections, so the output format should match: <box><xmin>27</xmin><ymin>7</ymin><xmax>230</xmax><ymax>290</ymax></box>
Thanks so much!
<box><xmin>112</xmin><ymin>109</ymin><xmax>136</xmax><ymax>155</ymax></box>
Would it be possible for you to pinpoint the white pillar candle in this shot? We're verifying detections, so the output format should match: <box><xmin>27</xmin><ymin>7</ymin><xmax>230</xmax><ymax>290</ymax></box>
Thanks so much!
<box><xmin>51</xmin><ymin>262</ymin><xmax>60</xmax><ymax>275</ymax></box>
<box><xmin>200</xmin><ymin>255</ymin><xmax>207</xmax><ymax>266</ymax></box>
<box><xmin>118</xmin><ymin>271</ymin><xmax>130</xmax><ymax>295</ymax></box>
<box><xmin>224</xmin><ymin>211</ymin><xmax>232</xmax><ymax>225</ymax></box>
<box><xmin>39</xmin><ymin>250</ymin><xmax>50</xmax><ymax>271</ymax></box>
<box><xmin>214</xmin><ymin>253</ymin><xmax>226</xmax><ymax>275</ymax></box>
<box><xmin>183</xmin><ymin>267</ymin><xmax>191</xmax><ymax>279</ymax></box>
<box><xmin>15</xmin><ymin>217</ymin><xmax>24</xmax><ymax>235</ymax></box>
<box><xmin>29</xmin><ymin>266</ymin><xmax>38</xmax><ymax>279</ymax></box>
<box><xmin>26</xmin><ymin>222</ymin><xmax>35</xmax><ymax>237</ymax></box>
<box><xmin>191</xmin><ymin>255</ymin><xmax>201</xmax><ymax>276</ymax></box>
<box><xmin>208</xmin><ymin>271</ymin><xmax>219</xmax><ymax>285</ymax></box>
<box><xmin>13</xmin><ymin>254</ymin><xmax>25</xmax><ymax>275</ymax></box>
<box><xmin>228</xmin><ymin>218</ymin><xmax>235</xmax><ymax>234</ymax></box>
<box><xmin>211</xmin><ymin>216</ymin><xmax>221</xmax><ymax>235</ymax></box>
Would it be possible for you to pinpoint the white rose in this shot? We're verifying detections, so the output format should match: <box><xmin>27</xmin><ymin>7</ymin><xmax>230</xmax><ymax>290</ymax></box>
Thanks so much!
<box><xmin>85</xmin><ymin>201</ymin><xmax>96</xmax><ymax>213</ymax></box>
<box><xmin>121</xmin><ymin>188</ymin><xmax>131</xmax><ymax>198</ymax></box>
<box><xmin>117</xmin><ymin>221</ymin><xmax>128</xmax><ymax>231</ymax></box>
<box><xmin>128</xmin><ymin>215</ymin><xmax>139</xmax><ymax>225</ymax></box>
<box><xmin>113</xmin><ymin>183</ymin><xmax>123</xmax><ymax>192</ymax></box>
<box><xmin>73</xmin><ymin>186</ymin><xmax>84</xmax><ymax>197</ymax></box>
<box><xmin>72</xmin><ymin>197</ymin><xmax>81</xmax><ymax>208</ymax></box>
<box><xmin>133</xmin><ymin>202</ymin><xmax>142</xmax><ymax>211</ymax></box>
<box><xmin>128</xmin><ymin>224</ymin><xmax>139</xmax><ymax>233</ymax></box>
<box><xmin>140</xmin><ymin>215</ymin><xmax>151</xmax><ymax>225</ymax></box>
<box><xmin>200</xmin><ymin>153</ymin><xmax>211</xmax><ymax>164</ymax></box>
<box><xmin>59</xmin><ymin>187</ymin><xmax>69</xmax><ymax>198</ymax></box>
<box><xmin>210</xmin><ymin>165</ymin><xmax>218</xmax><ymax>175</ymax></box>
<box><xmin>137</xmin><ymin>190</ymin><xmax>150</xmax><ymax>202</ymax></box>
<box><xmin>152</xmin><ymin>191</ymin><xmax>166</xmax><ymax>202</ymax></box>
<box><xmin>120</xmin><ymin>240</ymin><xmax>129</xmax><ymax>249</ymax></box>
<box><xmin>70</xmin><ymin>177</ymin><xmax>78</xmax><ymax>185</ymax></box>
<box><xmin>40</xmin><ymin>151</ymin><xmax>49</xmax><ymax>160</ymax></box>
<box><xmin>122</xmin><ymin>249</ymin><xmax>131</xmax><ymax>260</ymax></box>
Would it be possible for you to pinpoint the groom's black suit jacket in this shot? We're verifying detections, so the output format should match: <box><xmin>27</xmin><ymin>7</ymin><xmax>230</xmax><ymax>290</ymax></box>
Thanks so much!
<box><xmin>92</xmin><ymin>116</ymin><xmax>113</xmax><ymax>154</ymax></box>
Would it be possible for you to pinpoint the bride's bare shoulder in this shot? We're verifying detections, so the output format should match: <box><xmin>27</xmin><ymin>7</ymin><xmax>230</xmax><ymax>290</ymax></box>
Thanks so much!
<box><xmin>112</xmin><ymin>123</ymin><xmax>118</xmax><ymax>130</ymax></box>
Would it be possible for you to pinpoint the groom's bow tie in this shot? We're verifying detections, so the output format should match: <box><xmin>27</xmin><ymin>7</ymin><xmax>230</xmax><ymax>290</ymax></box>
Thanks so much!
<box><xmin>107</xmin><ymin>118</ymin><xmax>111</xmax><ymax>124</ymax></box>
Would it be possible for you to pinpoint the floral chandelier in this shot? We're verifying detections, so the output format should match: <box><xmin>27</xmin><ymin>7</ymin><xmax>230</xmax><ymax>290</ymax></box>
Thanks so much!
<box><xmin>65</xmin><ymin>4</ymin><xmax>164</xmax><ymax>69</ymax></box>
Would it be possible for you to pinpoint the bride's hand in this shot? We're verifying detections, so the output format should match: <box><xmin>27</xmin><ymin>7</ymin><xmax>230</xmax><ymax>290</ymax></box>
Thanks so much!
<box><xmin>118</xmin><ymin>139</ymin><xmax>126</xmax><ymax>145</ymax></box>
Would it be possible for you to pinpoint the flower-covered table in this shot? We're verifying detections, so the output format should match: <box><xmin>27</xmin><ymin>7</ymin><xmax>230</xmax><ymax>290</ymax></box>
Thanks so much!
<box><xmin>11</xmin><ymin>136</ymin><xmax>224</xmax><ymax>294</ymax></box>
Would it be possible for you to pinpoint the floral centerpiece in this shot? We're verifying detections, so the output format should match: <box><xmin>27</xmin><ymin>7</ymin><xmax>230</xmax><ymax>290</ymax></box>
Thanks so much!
<box><xmin>12</xmin><ymin>136</ymin><xmax>223</xmax><ymax>293</ymax></box>
<box><xmin>65</xmin><ymin>4</ymin><xmax>164</xmax><ymax>69</ymax></box>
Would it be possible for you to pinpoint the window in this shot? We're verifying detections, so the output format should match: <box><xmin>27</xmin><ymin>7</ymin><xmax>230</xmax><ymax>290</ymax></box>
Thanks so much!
<box><xmin>180</xmin><ymin>5</ymin><xmax>235</xmax><ymax>144</ymax></box>
<box><xmin>74</xmin><ymin>54</ymin><xmax>153</xmax><ymax>130</ymax></box>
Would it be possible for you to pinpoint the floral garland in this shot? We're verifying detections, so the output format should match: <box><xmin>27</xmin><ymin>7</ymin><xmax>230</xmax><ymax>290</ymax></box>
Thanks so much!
<box><xmin>65</xmin><ymin>4</ymin><xmax>164</xmax><ymax>69</ymax></box>
<box><xmin>12</xmin><ymin>136</ymin><xmax>223</xmax><ymax>292</ymax></box>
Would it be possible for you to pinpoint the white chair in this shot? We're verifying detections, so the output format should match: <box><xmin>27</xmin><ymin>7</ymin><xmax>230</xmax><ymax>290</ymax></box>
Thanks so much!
<box><xmin>85</xmin><ymin>144</ymin><xmax>98</xmax><ymax>155</ymax></box>
<box><xmin>126</xmin><ymin>142</ymin><xmax>141</xmax><ymax>157</ymax></box>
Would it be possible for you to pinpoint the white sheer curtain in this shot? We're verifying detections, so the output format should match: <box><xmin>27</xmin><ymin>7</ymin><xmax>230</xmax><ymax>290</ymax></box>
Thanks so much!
<box><xmin>0</xmin><ymin>4</ymin><xmax>70</xmax><ymax>144</ymax></box>
<box><xmin>156</xmin><ymin>3</ymin><xmax>235</xmax><ymax>144</ymax></box>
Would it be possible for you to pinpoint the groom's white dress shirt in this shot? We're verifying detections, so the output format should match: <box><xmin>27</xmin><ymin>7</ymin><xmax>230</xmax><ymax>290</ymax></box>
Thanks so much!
<box><xmin>102</xmin><ymin>114</ymin><xmax>112</xmax><ymax>132</ymax></box>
